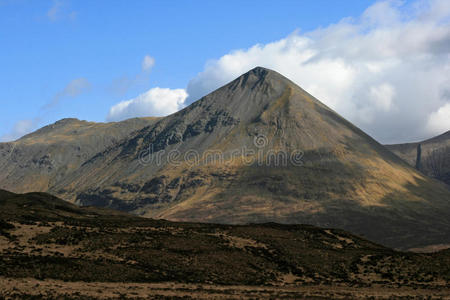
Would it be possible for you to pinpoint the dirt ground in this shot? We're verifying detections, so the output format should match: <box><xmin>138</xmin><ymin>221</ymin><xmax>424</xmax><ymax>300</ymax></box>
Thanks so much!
<box><xmin>0</xmin><ymin>277</ymin><xmax>449</xmax><ymax>299</ymax></box>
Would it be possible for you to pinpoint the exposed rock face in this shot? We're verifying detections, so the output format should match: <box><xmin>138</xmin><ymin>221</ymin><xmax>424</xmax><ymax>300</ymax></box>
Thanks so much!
<box><xmin>416</xmin><ymin>144</ymin><xmax>422</xmax><ymax>170</ymax></box>
<box><xmin>386</xmin><ymin>131</ymin><xmax>450</xmax><ymax>186</ymax></box>
<box><xmin>1</xmin><ymin>67</ymin><xmax>450</xmax><ymax>249</ymax></box>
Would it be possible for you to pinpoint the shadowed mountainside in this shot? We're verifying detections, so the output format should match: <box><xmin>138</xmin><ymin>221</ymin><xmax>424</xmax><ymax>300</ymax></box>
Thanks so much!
<box><xmin>386</xmin><ymin>131</ymin><xmax>450</xmax><ymax>186</ymax></box>
<box><xmin>1</xmin><ymin>67</ymin><xmax>450</xmax><ymax>250</ymax></box>
<box><xmin>0</xmin><ymin>189</ymin><xmax>449</xmax><ymax>298</ymax></box>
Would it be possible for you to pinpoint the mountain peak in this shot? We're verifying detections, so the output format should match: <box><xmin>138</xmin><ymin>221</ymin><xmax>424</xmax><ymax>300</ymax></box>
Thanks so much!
<box><xmin>229</xmin><ymin>66</ymin><xmax>303</xmax><ymax>98</ymax></box>
<box><xmin>248</xmin><ymin>66</ymin><xmax>271</xmax><ymax>75</ymax></box>
<box><xmin>242</xmin><ymin>66</ymin><xmax>285</xmax><ymax>83</ymax></box>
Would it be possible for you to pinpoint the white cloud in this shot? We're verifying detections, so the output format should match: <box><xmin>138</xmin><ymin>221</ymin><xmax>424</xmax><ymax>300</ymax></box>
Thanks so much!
<box><xmin>0</xmin><ymin>119</ymin><xmax>35</xmax><ymax>142</ymax></box>
<box><xmin>107</xmin><ymin>87</ymin><xmax>188</xmax><ymax>121</ymax></box>
<box><xmin>108</xmin><ymin>56</ymin><xmax>155</xmax><ymax>97</ymax></box>
<box><xmin>44</xmin><ymin>78</ymin><xmax>91</xmax><ymax>109</ymax></box>
<box><xmin>60</xmin><ymin>78</ymin><xmax>91</xmax><ymax>97</ymax></box>
<box><xmin>142</xmin><ymin>55</ymin><xmax>155</xmax><ymax>71</ymax></box>
<box><xmin>185</xmin><ymin>0</ymin><xmax>450</xmax><ymax>143</ymax></box>
<box><xmin>426</xmin><ymin>102</ymin><xmax>450</xmax><ymax>134</ymax></box>
<box><xmin>369</xmin><ymin>83</ymin><xmax>396</xmax><ymax>112</ymax></box>
<box><xmin>47</xmin><ymin>0</ymin><xmax>76</xmax><ymax>22</ymax></box>
<box><xmin>1</xmin><ymin>77</ymin><xmax>90</xmax><ymax>142</ymax></box>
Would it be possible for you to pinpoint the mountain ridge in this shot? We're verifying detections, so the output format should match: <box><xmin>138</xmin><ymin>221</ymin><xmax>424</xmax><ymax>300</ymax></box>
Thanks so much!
<box><xmin>1</xmin><ymin>67</ymin><xmax>450</xmax><ymax>249</ymax></box>
<box><xmin>386</xmin><ymin>130</ymin><xmax>450</xmax><ymax>185</ymax></box>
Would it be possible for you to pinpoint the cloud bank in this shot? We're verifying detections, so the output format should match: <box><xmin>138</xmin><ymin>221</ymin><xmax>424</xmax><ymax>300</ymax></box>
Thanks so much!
<box><xmin>184</xmin><ymin>0</ymin><xmax>450</xmax><ymax>143</ymax></box>
<box><xmin>107</xmin><ymin>87</ymin><xmax>187</xmax><ymax>121</ymax></box>
<box><xmin>426</xmin><ymin>103</ymin><xmax>450</xmax><ymax>135</ymax></box>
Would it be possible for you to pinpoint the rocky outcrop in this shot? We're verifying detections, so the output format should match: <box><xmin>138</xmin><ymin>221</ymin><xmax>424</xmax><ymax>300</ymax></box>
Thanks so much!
<box><xmin>386</xmin><ymin>131</ymin><xmax>450</xmax><ymax>186</ymax></box>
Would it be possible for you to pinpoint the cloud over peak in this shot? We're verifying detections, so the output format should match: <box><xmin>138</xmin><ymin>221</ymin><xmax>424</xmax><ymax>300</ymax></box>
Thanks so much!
<box><xmin>104</xmin><ymin>0</ymin><xmax>449</xmax><ymax>143</ymax></box>
<box><xmin>185</xmin><ymin>0</ymin><xmax>450</xmax><ymax>143</ymax></box>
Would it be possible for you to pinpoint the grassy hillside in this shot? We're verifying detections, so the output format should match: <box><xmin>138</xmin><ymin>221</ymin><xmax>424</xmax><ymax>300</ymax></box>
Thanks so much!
<box><xmin>0</xmin><ymin>189</ymin><xmax>449</xmax><ymax>299</ymax></box>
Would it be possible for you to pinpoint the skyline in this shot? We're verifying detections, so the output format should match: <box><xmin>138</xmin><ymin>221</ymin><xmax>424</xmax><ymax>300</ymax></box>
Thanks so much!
<box><xmin>1</xmin><ymin>0</ymin><xmax>449</xmax><ymax>144</ymax></box>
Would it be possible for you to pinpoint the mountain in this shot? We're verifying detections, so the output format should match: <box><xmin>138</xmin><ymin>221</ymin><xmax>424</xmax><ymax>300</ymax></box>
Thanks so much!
<box><xmin>385</xmin><ymin>131</ymin><xmax>450</xmax><ymax>185</ymax></box>
<box><xmin>1</xmin><ymin>189</ymin><xmax>449</xmax><ymax>299</ymax></box>
<box><xmin>0</xmin><ymin>117</ymin><xmax>158</xmax><ymax>192</ymax></box>
<box><xmin>1</xmin><ymin>67</ymin><xmax>450</xmax><ymax>250</ymax></box>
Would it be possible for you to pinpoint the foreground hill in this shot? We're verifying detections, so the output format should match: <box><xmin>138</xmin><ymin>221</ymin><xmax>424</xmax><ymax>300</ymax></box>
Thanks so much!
<box><xmin>1</xmin><ymin>67</ymin><xmax>450</xmax><ymax>250</ymax></box>
<box><xmin>386</xmin><ymin>131</ymin><xmax>450</xmax><ymax>186</ymax></box>
<box><xmin>0</xmin><ymin>190</ymin><xmax>449</xmax><ymax>299</ymax></box>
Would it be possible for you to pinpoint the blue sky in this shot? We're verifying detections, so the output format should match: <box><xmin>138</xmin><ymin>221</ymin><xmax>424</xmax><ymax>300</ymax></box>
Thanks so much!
<box><xmin>1</xmin><ymin>0</ymin><xmax>449</xmax><ymax>143</ymax></box>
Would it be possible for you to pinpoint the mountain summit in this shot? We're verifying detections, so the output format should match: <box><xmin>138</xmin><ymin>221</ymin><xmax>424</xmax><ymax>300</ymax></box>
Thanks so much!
<box><xmin>1</xmin><ymin>67</ymin><xmax>450</xmax><ymax>249</ymax></box>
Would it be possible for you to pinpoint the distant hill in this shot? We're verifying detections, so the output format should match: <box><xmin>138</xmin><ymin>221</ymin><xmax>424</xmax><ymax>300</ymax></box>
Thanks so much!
<box><xmin>0</xmin><ymin>117</ymin><xmax>159</xmax><ymax>193</ymax></box>
<box><xmin>385</xmin><ymin>131</ymin><xmax>450</xmax><ymax>185</ymax></box>
<box><xmin>1</xmin><ymin>67</ymin><xmax>450</xmax><ymax>250</ymax></box>
<box><xmin>0</xmin><ymin>188</ymin><xmax>138</xmax><ymax>224</ymax></box>
<box><xmin>0</xmin><ymin>189</ymin><xmax>449</xmax><ymax>298</ymax></box>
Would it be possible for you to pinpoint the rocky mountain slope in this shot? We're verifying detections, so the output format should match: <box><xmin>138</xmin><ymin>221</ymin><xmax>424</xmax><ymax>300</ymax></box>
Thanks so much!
<box><xmin>1</xmin><ymin>67</ymin><xmax>450</xmax><ymax>250</ymax></box>
<box><xmin>0</xmin><ymin>189</ymin><xmax>449</xmax><ymax>299</ymax></box>
<box><xmin>386</xmin><ymin>131</ymin><xmax>450</xmax><ymax>185</ymax></box>
<box><xmin>0</xmin><ymin>117</ymin><xmax>159</xmax><ymax>192</ymax></box>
